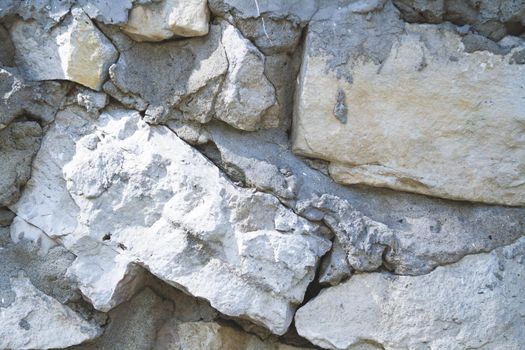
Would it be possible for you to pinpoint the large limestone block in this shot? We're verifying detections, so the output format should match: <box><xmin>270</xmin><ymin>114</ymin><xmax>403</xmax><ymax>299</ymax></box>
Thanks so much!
<box><xmin>295</xmin><ymin>237</ymin><xmax>525</xmax><ymax>350</ymax></box>
<box><xmin>121</xmin><ymin>0</ymin><xmax>209</xmax><ymax>41</ymax></box>
<box><xmin>10</xmin><ymin>8</ymin><xmax>118</xmax><ymax>90</ymax></box>
<box><xmin>292</xmin><ymin>6</ymin><xmax>525</xmax><ymax>206</ymax></box>
<box><xmin>0</xmin><ymin>275</ymin><xmax>99</xmax><ymax>349</ymax></box>
<box><xmin>11</xmin><ymin>107</ymin><xmax>330</xmax><ymax>335</ymax></box>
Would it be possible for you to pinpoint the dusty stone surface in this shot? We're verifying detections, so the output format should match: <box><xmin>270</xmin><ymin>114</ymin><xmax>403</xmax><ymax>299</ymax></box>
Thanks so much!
<box><xmin>12</xmin><ymin>107</ymin><xmax>331</xmax><ymax>335</ymax></box>
<box><xmin>121</xmin><ymin>0</ymin><xmax>209</xmax><ymax>41</ymax></box>
<box><xmin>10</xmin><ymin>7</ymin><xmax>118</xmax><ymax>90</ymax></box>
<box><xmin>296</xmin><ymin>237</ymin><xmax>525</xmax><ymax>350</ymax></box>
<box><xmin>2</xmin><ymin>1</ymin><xmax>524</xmax><ymax>348</ymax></box>
<box><xmin>292</xmin><ymin>4</ymin><xmax>525</xmax><ymax>205</ymax></box>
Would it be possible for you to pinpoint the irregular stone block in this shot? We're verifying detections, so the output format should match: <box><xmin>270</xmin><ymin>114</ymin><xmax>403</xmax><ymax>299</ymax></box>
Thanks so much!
<box><xmin>292</xmin><ymin>4</ymin><xmax>525</xmax><ymax>206</ymax></box>
<box><xmin>295</xmin><ymin>237</ymin><xmax>525</xmax><ymax>349</ymax></box>
<box><xmin>10</xmin><ymin>8</ymin><xmax>118</xmax><ymax>90</ymax></box>
<box><xmin>121</xmin><ymin>0</ymin><xmax>209</xmax><ymax>41</ymax></box>
<box><xmin>12</xmin><ymin>107</ymin><xmax>331</xmax><ymax>335</ymax></box>
<box><xmin>109</xmin><ymin>21</ymin><xmax>276</xmax><ymax>131</ymax></box>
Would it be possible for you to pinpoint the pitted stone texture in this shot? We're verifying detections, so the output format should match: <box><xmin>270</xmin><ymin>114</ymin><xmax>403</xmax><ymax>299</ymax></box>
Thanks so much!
<box><xmin>10</xmin><ymin>8</ymin><xmax>118</xmax><ymax>90</ymax></box>
<box><xmin>0</xmin><ymin>275</ymin><xmax>100</xmax><ymax>349</ymax></box>
<box><xmin>12</xmin><ymin>107</ymin><xmax>330</xmax><ymax>335</ymax></box>
<box><xmin>121</xmin><ymin>0</ymin><xmax>209</xmax><ymax>41</ymax></box>
<box><xmin>292</xmin><ymin>5</ymin><xmax>525</xmax><ymax>206</ymax></box>
<box><xmin>109</xmin><ymin>21</ymin><xmax>276</xmax><ymax>131</ymax></box>
<box><xmin>295</xmin><ymin>237</ymin><xmax>525</xmax><ymax>350</ymax></box>
<box><xmin>0</xmin><ymin>121</ymin><xmax>42</xmax><ymax>207</ymax></box>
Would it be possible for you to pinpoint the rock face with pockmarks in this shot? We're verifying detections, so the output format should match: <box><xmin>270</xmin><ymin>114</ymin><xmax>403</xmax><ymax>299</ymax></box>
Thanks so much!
<box><xmin>1</xmin><ymin>1</ymin><xmax>524</xmax><ymax>349</ymax></box>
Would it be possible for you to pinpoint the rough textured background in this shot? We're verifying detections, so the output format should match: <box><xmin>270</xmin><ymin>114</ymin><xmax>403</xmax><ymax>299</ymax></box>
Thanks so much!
<box><xmin>0</xmin><ymin>0</ymin><xmax>524</xmax><ymax>349</ymax></box>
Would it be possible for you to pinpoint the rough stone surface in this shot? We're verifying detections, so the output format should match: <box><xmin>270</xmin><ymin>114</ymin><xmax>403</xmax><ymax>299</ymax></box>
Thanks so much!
<box><xmin>205</xmin><ymin>123</ymin><xmax>525</xmax><ymax>276</ymax></box>
<box><xmin>0</xmin><ymin>0</ymin><xmax>74</xmax><ymax>30</ymax></box>
<box><xmin>2</xmin><ymin>1</ymin><xmax>525</xmax><ymax>348</ymax></box>
<box><xmin>78</xmin><ymin>0</ymin><xmax>134</xmax><ymax>25</ymax></box>
<box><xmin>109</xmin><ymin>20</ymin><xmax>276</xmax><ymax>130</ymax></box>
<box><xmin>0</xmin><ymin>274</ymin><xmax>100</xmax><ymax>349</ymax></box>
<box><xmin>12</xmin><ymin>107</ymin><xmax>331</xmax><ymax>335</ymax></box>
<box><xmin>0</xmin><ymin>222</ymin><xmax>101</xmax><ymax>349</ymax></box>
<box><xmin>296</xmin><ymin>237</ymin><xmax>525</xmax><ymax>350</ymax></box>
<box><xmin>10</xmin><ymin>7</ymin><xmax>118</xmax><ymax>90</ymax></box>
<box><xmin>121</xmin><ymin>0</ymin><xmax>209</xmax><ymax>41</ymax></box>
<box><xmin>293</xmin><ymin>5</ymin><xmax>525</xmax><ymax>205</ymax></box>
<box><xmin>0</xmin><ymin>67</ymin><xmax>70</xmax><ymax>128</ymax></box>
<box><xmin>0</xmin><ymin>120</ymin><xmax>42</xmax><ymax>206</ymax></box>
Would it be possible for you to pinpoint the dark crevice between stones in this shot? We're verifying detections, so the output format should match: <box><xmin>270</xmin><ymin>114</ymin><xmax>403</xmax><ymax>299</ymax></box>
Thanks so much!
<box><xmin>277</xmin><ymin>249</ymin><xmax>331</xmax><ymax>349</ymax></box>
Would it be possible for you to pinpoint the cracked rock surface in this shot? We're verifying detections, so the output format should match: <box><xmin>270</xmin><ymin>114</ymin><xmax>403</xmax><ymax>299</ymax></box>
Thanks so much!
<box><xmin>1</xmin><ymin>0</ymin><xmax>524</xmax><ymax>349</ymax></box>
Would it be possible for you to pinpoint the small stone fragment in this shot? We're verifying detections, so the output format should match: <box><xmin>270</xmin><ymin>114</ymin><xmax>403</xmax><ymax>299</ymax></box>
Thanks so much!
<box><xmin>121</xmin><ymin>0</ymin><xmax>209</xmax><ymax>41</ymax></box>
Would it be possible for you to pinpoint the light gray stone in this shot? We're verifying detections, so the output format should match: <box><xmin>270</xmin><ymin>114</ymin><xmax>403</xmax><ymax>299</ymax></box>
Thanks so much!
<box><xmin>205</xmin><ymin>123</ymin><xmax>525</xmax><ymax>276</ymax></box>
<box><xmin>295</xmin><ymin>237</ymin><xmax>525</xmax><ymax>350</ymax></box>
<box><xmin>292</xmin><ymin>4</ymin><xmax>525</xmax><ymax>206</ymax></box>
<box><xmin>0</xmin><ymin>274</ymin><xmax>100</xmax><ymax>349</ymax></box>
<box><xmin>10</xmin><ymin>8</ymin><xmax>118</xmax><ymax>90</ymax></box>
<box><xmin>109</xmin><ymin>20</ymin><xmax>277</xmax><ymax>131</ymax></box>
<box><xmin>79</xmin><ymin>0</ymin><xmax>133</xmax><ymax>24</ymax></box>
<box><xmin>11</xmin><ymin>107</ymin><xmax>331</xmax><ymax>335</ymax></box>
<box><xmin>214</xmin><ymin>21</ymin><xmax>275</xmax><ymax>131</ymax></box>
<box><xmin>0</xmin><ymin>0</ymin><xmax>74</xmax><ymax>30</ymax></box>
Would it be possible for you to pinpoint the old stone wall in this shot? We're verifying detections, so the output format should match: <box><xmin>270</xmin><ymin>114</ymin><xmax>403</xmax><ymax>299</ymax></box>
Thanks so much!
<box><xmin>0</xmin><ymin>0</ymin><xmax>524</xmax><ymax>349</ymax></box>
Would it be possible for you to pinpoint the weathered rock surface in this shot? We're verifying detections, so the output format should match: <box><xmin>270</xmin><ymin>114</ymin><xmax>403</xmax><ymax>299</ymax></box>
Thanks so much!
<box><xmin>10</xmin><ymin>7</ymin><xmax>118</xmax><ymax>90</ymax></box>
<box><xmin>78</xmin><ymin>0</ymin><xmax>134</xmax><ymax>25</ymax></box>
<box><xmin>0</xmin><ymin>120</ymin><xmax>42</xmax><ymax>206</ymax></box>
<box><xmin>121</xmin><ymin>0</ymin><xmax>209</xmax><ymax>41</ymax></box>
<box><xmin>12</xmin><ymin>107</ymin><xmax>331</xmax><ymax>335</ymax></box>
<box><xmin>296</xmin><ymin>237</ymin><xmax>525</xmax><ymax>350</ymax></box>
<box><xmin>0</xmin><ymin>67</ymin><xmax>70</xmax><ymax>128</ymax></box>
<box><xmin>3</xmin><ymin>0</ymin><xmax>525</xmax><ymax>348</ymax></box>
<box><xmin>292</xmin><ymin>3</ymin><xmax>525</xmax><ymax>206</ymax></box>
<box><xmin>108</xmin><ymin>20</ymin><xmax>276</xmax><ymax>130</ymax></box>
<box><xmin>205</xmin><ymin>123</ymin><xmax>525</xmax><ymax>276</ymax></box>
<box><xmin>0</xmin><ymin>0</ymin><xmax>74</xmax><ymax>30</ymax></box>
<box><xmin>0</xmin><ymin>274</ymin><xmax>99</xmax><ymax>349</ymax></box>
<box><xmin>0</xmin><ymin>222</ymin><xmax>101</xmax><ymax>349</ymax></box>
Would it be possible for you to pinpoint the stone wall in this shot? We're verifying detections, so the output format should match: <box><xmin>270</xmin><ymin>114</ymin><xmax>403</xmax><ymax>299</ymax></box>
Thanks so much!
<box><xmin>1</xmin><ymin>1</ymin><xmax>524</xmax><ymax>349</ymax></box>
